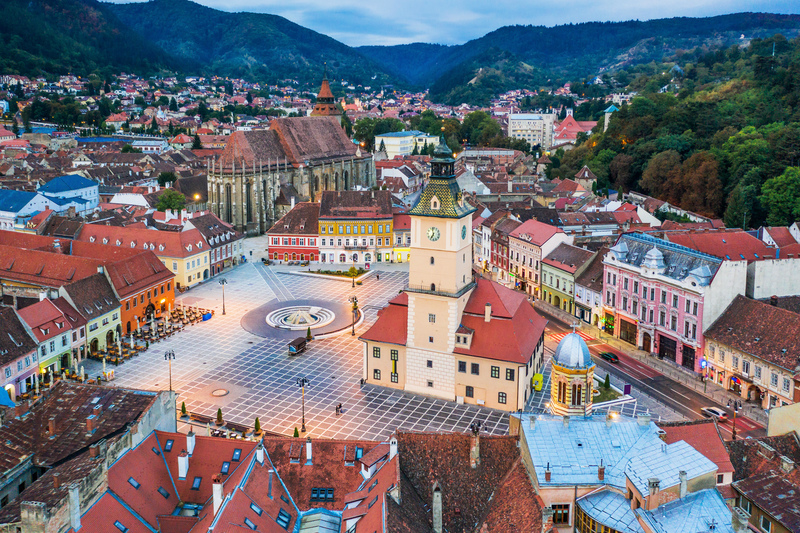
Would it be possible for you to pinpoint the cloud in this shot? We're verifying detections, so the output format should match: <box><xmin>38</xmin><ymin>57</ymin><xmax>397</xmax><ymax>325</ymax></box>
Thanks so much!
<box><xmin>106</xmin><ymin>0</ymin><xmax>800</xmax><ymax>46</ymax></box>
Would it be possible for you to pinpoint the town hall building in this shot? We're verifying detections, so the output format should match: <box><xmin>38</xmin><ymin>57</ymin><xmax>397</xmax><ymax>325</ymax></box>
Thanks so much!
<box><xmin>360</xmin><ymin>140</ymin><xmax>548</xmax><ymax>411</ymax></box>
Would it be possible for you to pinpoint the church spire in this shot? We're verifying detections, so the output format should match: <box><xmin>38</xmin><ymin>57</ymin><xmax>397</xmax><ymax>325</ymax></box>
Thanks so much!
<box><xmin>310</xmin><ymin>67</ymin><xmax>340</xmax><ymax>117</ymax></box>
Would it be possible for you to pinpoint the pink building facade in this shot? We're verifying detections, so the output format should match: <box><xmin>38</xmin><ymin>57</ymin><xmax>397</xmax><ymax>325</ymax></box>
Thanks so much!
<box><xmin>601</xmin><ymin>233</ymin><xmax>746</xmax><ymax>373</ymax></box>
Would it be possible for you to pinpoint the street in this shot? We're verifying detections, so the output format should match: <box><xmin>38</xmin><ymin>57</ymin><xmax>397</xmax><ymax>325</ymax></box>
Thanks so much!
<box><xmin>539</xmin><ymin>308</ymin><xmax>766</xmax><ymax>440</ymax></box>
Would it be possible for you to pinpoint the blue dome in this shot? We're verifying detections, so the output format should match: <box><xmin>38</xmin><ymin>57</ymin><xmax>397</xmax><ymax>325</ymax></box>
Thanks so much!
<box><xmin>553</xmin><ymin>333</ymin><xmax>593</xmax><ymax>369</ymax></box>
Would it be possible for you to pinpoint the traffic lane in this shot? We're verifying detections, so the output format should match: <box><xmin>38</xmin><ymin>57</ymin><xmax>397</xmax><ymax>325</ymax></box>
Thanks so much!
<box><xmin>587</xmin><ymin>343</ymin><xmax>661</xmax><ymax>380</ymax></box>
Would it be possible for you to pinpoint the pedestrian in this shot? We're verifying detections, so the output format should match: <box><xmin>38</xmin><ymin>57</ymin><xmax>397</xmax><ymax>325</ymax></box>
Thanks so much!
<box><xmin>335</xmin><ymin>404</ymin><xmax>340</xmax><ymax>416</ymax></box>
<box><xmin>377</xmin><ymin>274</ymin><xmax>380</xmax><ymax>281</ymax></box>
<box><xmin>338</xmin><ymin>403</ymin><xmax>343</xmax><ymax>415</ymax></box>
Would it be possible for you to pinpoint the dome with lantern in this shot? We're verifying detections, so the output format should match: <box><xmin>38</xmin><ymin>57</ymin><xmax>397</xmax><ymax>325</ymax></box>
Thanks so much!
<box><xmin>553</xmin><ymin>332</ymin><xmax>593</xmax><ymax>369</ymax></box>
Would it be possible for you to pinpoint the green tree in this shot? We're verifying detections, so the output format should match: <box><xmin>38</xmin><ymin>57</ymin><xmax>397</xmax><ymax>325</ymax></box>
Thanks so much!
<box><xmin>216</xmin><ymin>408</ymin><xmax>223</xmax><ymax>426</ymax></box>
<box><xmin>640</xmin><ymin>150</ymin><xmax>681</xmax><ymax>198</ymax></box>
<box><xmin>254</xmin><ymin>417</ymin><xmax>261</xmax><ymax>434</ymax></box>
<box><xmin>156</xmin><ymin>190</ymin><xmax>186</xmax><ymax>212</ymax></box>
<box><xmin>121</xmin><ymin>144</ymin><xmax>142</xmax><ymax>153</ymax></box>
<box><xmin>603</xmin><ymin>374</ymin><xmax>611</xmax><ymax>389</ymax></box>
<box><xmin>306</xmin><ymin>327</ymin><xmax>312</xmax><ymax>341</ymax></box>
<box><xmin>169</xmin><ymin>97</ymin><xmax>178</xmax><ymax>112</ymax></box>
<box><xmin>158</xmin><ymin>171</ymin><xmax>178</xmax><ymax>186</ymax></box>
<box><xmin>293</xmin><ymin>427</ymin><xmax>300</xmax><ymax>437</ymax></box>
<box><xmin>180</xmin><ymin>401</ymin><xmax>187</xmax><ymax>416</ymax></box>
<box><xmin>759</xmin><ymin>167</ymin><xmax>800</xmax><ymax>226</ymax></box>
<box><xmin>192</xmin><ymin>134</ymin><xmax>202</xmax><ymax>149</ymax></box>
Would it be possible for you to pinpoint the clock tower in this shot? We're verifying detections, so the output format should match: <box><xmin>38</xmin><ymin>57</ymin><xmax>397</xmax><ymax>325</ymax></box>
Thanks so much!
<box><xmin>404</xmin><ymin>138</ymin><xmax>476</xmax><ymax>398</ymax></box>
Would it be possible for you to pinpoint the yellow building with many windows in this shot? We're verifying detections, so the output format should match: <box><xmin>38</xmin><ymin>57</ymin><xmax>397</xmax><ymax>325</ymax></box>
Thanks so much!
<box><xmin>318</xmin><ymin>190</ymin><xmax>394</xmax><ymax>265</ymax></box>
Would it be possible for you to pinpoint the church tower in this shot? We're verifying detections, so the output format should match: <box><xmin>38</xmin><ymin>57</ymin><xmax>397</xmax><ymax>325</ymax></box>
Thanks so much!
<box><xmin>404</xmin><ymin>139</ymin><xmax>476</xmax><ymax>398</ymax></box>
<box><xmin>550</xmin><ymin>333</ymin><xmax>596</xmax><ymax>417</ymax></box>
<box><xmin>310</xmin><ymin>71</ymin><xmax>340</xmax><ymax>117</ymax></box>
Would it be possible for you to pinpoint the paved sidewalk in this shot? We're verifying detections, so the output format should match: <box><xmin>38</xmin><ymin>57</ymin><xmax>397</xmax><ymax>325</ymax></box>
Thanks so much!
<box><xmin>534</xmin><ymin>300</ymin><xmax>768</xmax><ymax>426</ymax></box>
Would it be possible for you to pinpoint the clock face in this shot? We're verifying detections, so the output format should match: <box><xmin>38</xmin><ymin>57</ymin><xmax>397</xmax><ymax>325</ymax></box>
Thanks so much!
<box><xmin>427</xmin><ymin>227</ymin><xmax>440</xmax><ymax>241</ymax></box>
<box><xmin>461</xmin><ymin>225</ymin><xmax>467</xmax><ymax>239</ymax></box>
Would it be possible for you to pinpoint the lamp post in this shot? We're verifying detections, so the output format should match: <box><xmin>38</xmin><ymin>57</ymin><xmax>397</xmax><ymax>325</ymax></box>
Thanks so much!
<box><xmin>164</xmin><ymin>349</ymin><xmax>175</xmax><ymax>392</ymax></box>
<box><xmin>349</xmin><ymin>296</ymin><xmax>358</xmax><ymax>336</ymax></box>
<box><xmin>218</xmin><ymin>278</ymin><xmax>228</xmax><ymax>315</ymax></box>
<box><xmin>296</xmin><ymin>377</ymin><xmax>309</xmax><ymax>433</ymax></box>
<box><xmin>727</xmin><ymin>399</ymin><xmax>741</xmax><ymax>440</ymax></box>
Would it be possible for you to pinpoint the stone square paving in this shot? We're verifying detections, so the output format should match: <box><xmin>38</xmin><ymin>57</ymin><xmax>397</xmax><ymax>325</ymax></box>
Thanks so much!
<box><xmin>84</xmin><ymin>246</ymin><xmax>509</xmax><ymax>441</ymax></box>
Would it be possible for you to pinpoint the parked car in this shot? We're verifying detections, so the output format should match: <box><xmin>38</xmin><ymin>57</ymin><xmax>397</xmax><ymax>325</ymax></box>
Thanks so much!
<box><xmin>599</xmin><ymin>351</ymin><xmax>619</xmax><ymax>363</ymax></box>
<box><xmin>700</xmin><ymin>407</ymin><xmax>728</xmax><ymax>422</ymax></box>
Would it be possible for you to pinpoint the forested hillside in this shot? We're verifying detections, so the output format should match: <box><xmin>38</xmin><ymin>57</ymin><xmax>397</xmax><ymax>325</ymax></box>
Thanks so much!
<box><xmin>547</xmin><ymin>35</ymin><xmax>800</xmax><ymax>229</ymax></box>
<box><xmin>0</xmin><ymin>0</ymin><xmax>178</xmax><ymax>77</ymax></box>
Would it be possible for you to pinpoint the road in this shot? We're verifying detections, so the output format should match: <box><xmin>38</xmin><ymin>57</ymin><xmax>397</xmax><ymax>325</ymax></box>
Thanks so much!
<box><xmin>540</xmin><ymin>309</ymin><xmax>765</xmax><ymax>440</ymax></box>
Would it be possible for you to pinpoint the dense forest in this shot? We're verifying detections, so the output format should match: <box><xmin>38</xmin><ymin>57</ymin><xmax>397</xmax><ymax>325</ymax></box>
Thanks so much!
<box><xmin>548</xmin><ymin>34</ymin><xmax>800</xmax><ymax>228</ymax></box>
<box><xmin>0</xmin><ymin>0</ymin><xmax>178</xmax><ymax>78</ymax></box>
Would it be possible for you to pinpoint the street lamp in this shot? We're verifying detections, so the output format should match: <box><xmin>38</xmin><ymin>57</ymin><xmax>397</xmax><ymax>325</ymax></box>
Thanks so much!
<box><xmin>349</xmin><ymin>296</ymin><xmax>358</xmax><ymax>336</ymax></box>
<box><xmin>296</xmin><ymin>377</ymin><xmax>309</xmax><ymax>433</ymax></box>
<box><xmin>727</xmin><ymin>399</ymin><xmax>741</xmax><ymax>440</ymax></box>
<box><xmin>218</xmin><ymin>278</ymin><xmax>228</xmax><ymax>315</ymax></box>
<box><xmin>164</xmin><ymin>349</ymin><xmax>175</xmax><ymax>392</ymax></box>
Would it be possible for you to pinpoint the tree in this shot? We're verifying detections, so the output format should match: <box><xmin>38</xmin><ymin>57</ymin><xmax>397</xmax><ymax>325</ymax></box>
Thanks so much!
<box><xmin>11</xmin><ymin>121</ymin><xmax>19</xmax><ymax>136</ymax></box>
<box><xmin>306</xmin><ymin>326</ymin><xmax>312</xmax><ymax>341</ymax></box>
<box><xmin>216</xmin><ymin>408</ymin><xmax>224</xmax><ymax>426</ymax></box>
<box><xmin>180</xmin><ymin>401</ymin><xmax>187</xmax><ymax>416</ymax></box>
<box><xmin>603</xmin><ymin>374</ymin><xmax>611</xmax><ymax>389</ymax></box>
<box><xmin>254</xmin><ymin>417</ymin><xmax>261</xmax><ymax>434</ymax></box>
<box><xmin>246</xmin><ymin>92</ymin><xmax>253</xmax><ymax>104</ymax></box>
<box><xmin>192</xmin><ymin>134</ymin><xmax>202</xmax><ymax>149</ymax></box>
<box><xmin>760</xmin><ymin>167</ymin><xmax>800</xmax><ymax>226</ymax></box>
<box><xmin>158</xmin><ymin>171</ymin><xmax>178</xmax><ymax>187</ymax></box>
<box><xmin>640</xmin><ymin>150</ymin><xmax>681</xmax><ymax>198</ymax></box>
<box><xmin>156</xmin><ymin>190</ymin><xmax>186</xmax><ymax>213</ymax></box>
<box><xmin>293</xmin><ymin>427</ymin><xmax>300</xmax><ymax>437</ymax></box>
<box><xmin>121</xmin><ymin>144</ymin><xmax>142</xmax><ymax>153</ymax></box>
<box><xmin>609</xmin><ymin>154</ymin><xmax>635</xmax><ymax>192</ymax></box>
<box><xmin>379</xmin><ymin>140</ymin><xmax>386</xmax><ymax>153</ymax></box>
<box><xmin>169</xmin><ymin>97</ymin><xmax>178</xmax><ymax>112</ymax></box>
<box><xmin>680</xmin><ymin>151</ymin><xmax>723</xmax><ymax>216</ymax></box>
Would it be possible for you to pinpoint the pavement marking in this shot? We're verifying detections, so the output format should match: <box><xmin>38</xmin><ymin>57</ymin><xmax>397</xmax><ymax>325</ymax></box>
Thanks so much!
<box><xmin>549</xmin><ymin>331</ymin><xmax>594</xmax><ymax>343</ymax></box>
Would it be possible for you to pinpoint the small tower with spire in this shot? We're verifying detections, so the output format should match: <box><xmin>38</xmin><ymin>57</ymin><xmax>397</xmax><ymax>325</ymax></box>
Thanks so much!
<box><xmin>310</xmin><ymin>66</ymin><xmax>340</xmax><ymax>117</ymax></box>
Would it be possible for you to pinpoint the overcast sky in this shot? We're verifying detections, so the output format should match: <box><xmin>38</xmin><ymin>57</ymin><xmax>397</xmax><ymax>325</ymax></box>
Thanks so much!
<box><xmin>109</xmin><ymin>0</ymin><xmax>800</xmax><ymax>46</ymax></box>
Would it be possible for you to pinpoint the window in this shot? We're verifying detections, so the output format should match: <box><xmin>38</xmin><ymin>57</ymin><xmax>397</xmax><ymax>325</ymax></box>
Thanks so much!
<box><xmin>428</xmin><ymin>313</ymin><xmax>435</xmax><ymax>323</ymax></box>
<box><xmin>114</xmin><ymin>521</ymin><xmax>129</xmax><ymax>533</ymax></box>
<box><xmin>633</xmin><ymin>281</ymin><xmax>638</xmax><ymax>293</ymax></box>
<box><xmin>740</xmin><ymin>497</ymin><xmax>751</xmax><ymax>514</ymax></box>
<box><xmin>742</xmin><ymin>360</ymin><xmax>751</xmax><ymax>375</ymax></box>
<box><xmin>659</xmin><ymin>311</ymin><xmax>665</xmax><ymax>326</ymax></box>
<box><xmin>716</xmin><ymin>474</ymin><xmax>724</xmax><ymax>484</ymax></box>
<box><xmin>250</xmin><ymin>503</ymin><xmax>263</xmax><ymax>516</ymax></box>
<box><xmin>128</xmin><ymin>477</ymin><xmax>140</xmax><ymax>489</ymax></box>
<box><xmin>732</xmin><ymin>355</ymin><xmax>739</xmax><ymax>369</ymax></box>
<box><xmin>390</xmin><ymin>350</ymin><xmax>398</xmax><ymax>361</ymax></box>
<box><xmin>498</xmin><ymin>392</ymin><xmax>507</xmax><ymax>404</ymax></box>
<box><xmin>373</xmin><ymin>347</ymin><xmax>380</xmax><ymax>358</ymax></box>
<box><xmin>391</xmin><ymin>373</ymin><xmax>398</xmax><ymax>383</ymax></box>
<box><xmin>232</xmin><ymin>449</ymin><xmax>242</xmax><ymax>462</ymax></box>
<box><xmin>191</xmin><ymin>477</ymin><xmax>202</xmax><ymax>490</ymax></box>
<box><xmin>552</xmin><ymin>504</ymin><xmax>570</xmax><ymax>525</ymax></box>
<box><xmin>427</xmin><ymin>380</ymin><xmax>434</xmax><ymax>388</ymax></box>
<box><xmin>693</xmin><ymin>302</ymin><xmax>698</xmax><ymax>315</ymax></box>
<box><xmin>755</xmin><ymin>365</ymin><xmax>762</xmax><ymax>379</ymax></box>
<box><xmin>622</xmin><ymin>296</ymin><xmax>628</xmax><ymax>311</ymax></box>
<box><xmin>623</xmin><ymin>278</ymin><xmax>628</xmax><ymax>290</ymax></box>
<box><xmin>670</xmin><ymin>316</ymin><xmax>676</xmax><ymax>331</ymax></box>
<box><xmin>277</xmin><ymin>509</ymin><xmax>291</xmax><ymax>529</ymax></box>
<box><xmin>373</xmin><ymin>369</ymin><xmax>381</xmax><ymax>380</ymax></box>
<box><xmin>164</xmin><ymin>439</ymin><xmax>174</xmax><ymax>452</ymax></box>
<box><xmin>311</xmin><ymin>488</ymin><xmax>334</xmax><ymax>501</ymax></box>
<box><xmin>506</xmin><ymin>368</ymin><xmax>515</xmax><ymax>381</ymax></box>
<box><xmin>465</xmin><ymin>386</ymin><xmax>474</xmax><ymax>398</ymax></box>
<box><xmin>471</xmin><ymin>363</ymin><xmax>480</xmax><ymax>375</ymax></box>
<box><xmin>650</xmin><ymin>288</ymin><xmax>655</xmax><ymax>300</ymax></box>
<box><xmin>221</xmin><ymin>462</ymin><xmax>230</xmax><ymax>474</ymax></box>
<box><xmin>491</xmin><ymin>366</ymin><xmax>500</xmax><ymax>378</ymax></box>
<box><xmin>429</xmin><ymin>336</ymin><xmax>434</xmax><ymax>343</ymax></box>
<box><xmin>760</xmin><ymin>515</ymin><xmax>772</xmax><ymax>533</ymax></box>
<box><xmin>157</xmin><ymin>487</ymin><xmax>170</xmax><ymax>499</ymax></box>
<box><xmin>784</xmin><ymin>378</ymin><xmax>791</xmax><ymax>393</ymax></box>
<box><xmin>771</xmin><ymin>372</ymin><xmax>779</xmax><ymax>387</ymax></box>
<box><xmin>632</xmin><ymin>301</ymin><xmax>638</xmax><ymax>315</ymax></box>
<box><xmin>458</xmin><ymin>361</ymin><xmax>467</xmax><ymax>373</ymax></box>
<box><xmin>244</xmin><ymin>517</ymin><xmax>257</xmax><ymax>530</ymax></box>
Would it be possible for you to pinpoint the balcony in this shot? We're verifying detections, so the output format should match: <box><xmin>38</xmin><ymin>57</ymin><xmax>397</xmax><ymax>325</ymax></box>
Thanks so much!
<box><xmin>344</xmin><ymin>243</ymin><xmax>369</xmax><ymax>251</ymax></box>
<box><xmin>406</xmin><ymin>281</ymin><xmax>476</xmax><ymax>299</ymax></box>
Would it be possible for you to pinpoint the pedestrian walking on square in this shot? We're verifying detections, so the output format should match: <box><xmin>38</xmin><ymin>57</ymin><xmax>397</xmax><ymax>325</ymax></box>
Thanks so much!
<box><xmin>377</xmin><ymin>274</ymin><xmax>380</xmax><ymax>281</ymax></box>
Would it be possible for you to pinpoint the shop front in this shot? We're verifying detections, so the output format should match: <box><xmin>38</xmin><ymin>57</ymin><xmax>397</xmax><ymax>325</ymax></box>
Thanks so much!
<box><xmin>575</xmin><ymin>304</ymin><xmax>592</xmax><ymax>324</ymax></box>
<box><xmin>657</xmin><ymin>334</ymin><xmax>677</xmax><ymax>362</ymax></box>
<box><xmin>619</xmin><ymin>318</ymin><xmax>637</xmax><ymax>345</ymax></box>
<box><xmin>601</xmin><ymin>312</ymin><xmax>615</xmax><ymax>335</ymax></box>
<box><xmin>682</xmin><ymin>345</ymin><xmax>696</xmax><ymax>371</ymax></box>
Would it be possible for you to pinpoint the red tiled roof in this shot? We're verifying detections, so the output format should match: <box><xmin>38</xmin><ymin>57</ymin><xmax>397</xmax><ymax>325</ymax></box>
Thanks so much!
<box><xmin>665</xmin><ymin>230</ymin><xmax>775</xmax><ymax>262</ymax></box>
<box><xmin>78</xmin><ymin>224</ymin><xmax>209</xmax><ymax>259</ymax></box>
<box><xmin>764</xmin><ymin>226</ymin><xmax>798</xmax><ymax>247</ymax></box>
<box><xmin>509</xmin><ymin>218</ymin><xmax>563</xmax><ymax>246</ymax></box>
<box><xmin>0</xmin><ymin>245</ymin><xmax>102</xmax><ymax>288</ymax></box>
<box><xmin>360</xmin><ymin>298</ymin><xmax>409</xmax><ymax>346</ymax></box>
<box><xmin>542</xmin><ymin>243</ymin><xmax>595</xmax><ymax>274</ymax></box>
<box><xmin>658</xmin><ymin>419</ymin><xmax>734</xmax><ymax>474</ymax></box>
<box><xmin>17</xmin><ymin>299</ymin><xmax>70</xmax><ymax>342</ymax></box>
<box><xmin>66</xmin><ymin>492</ymin><xmax>153</xmax><ymax>533</ymax></box>
<box><xmin>266</xmin><ymin>202</ymin><xmax>320</xmax><ymax>235</ymax></box>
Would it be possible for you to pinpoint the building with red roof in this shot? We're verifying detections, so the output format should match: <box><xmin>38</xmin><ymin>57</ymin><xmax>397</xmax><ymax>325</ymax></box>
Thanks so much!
<box><xmin>508</xmin><ymin>219</ymin><xmax>573</xmax><ymax>298</ymax></box>
<box><xmin>266</xmin><ymin>202</ymin><xmax>320</xmax><ymax>262</ymax></box>
<box><xmin>360</xmin><ymin>142</ymin><xmax>548</xmax><ymax>411</ymax></box>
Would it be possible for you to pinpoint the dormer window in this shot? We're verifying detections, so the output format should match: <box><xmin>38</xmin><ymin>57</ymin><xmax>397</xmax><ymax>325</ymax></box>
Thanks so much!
<box><xmin>187</xmin><ymin>244</ymin><xmax>192</xmax><ymax>252</ymax></box>
<box><xmin>90</xmin><ymin>236</ymin><xmax>96</xmax><ymax>242</ymax></box>
<box><xmin>130</xmin><ymin>241</ymin><xmax>136</xmax><ymax>248</ymax></box>
<box><xmin>431</xmin><ymin>196</ymin><xmax>440</xmax><ymax>210</ymax></box>
<box><xmin>116</xmin><ymin>240</ymin><xmax>121</xmax><ymax>246</ymax></box>
<box><xmin>102</xmin><ymin>238</ymin><xmax>108</xmax><ymax>244</ymax></box>
<box><xmin>159</xmin><ymin>244</ymin><xmax>164</xmax><ymax>251</ymax></box>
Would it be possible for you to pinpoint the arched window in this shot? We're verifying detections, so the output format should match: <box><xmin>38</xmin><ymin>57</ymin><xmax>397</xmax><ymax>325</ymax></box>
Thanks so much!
<box><xmin>571</xmin><ymin>384</ymin><xmax>583</xmax><ymax>406</ymax></box>
<box><xmin>339</xmin><ymin>253</ymin><xmax>346</xmax><ymax>263</ymax></box>
<box><xmin>430</xmin><ymin>257</ymin><xmax>435</xmax><ymax>265</ymax></box>
<box><xmin>430</xmin><ymin>283</ymin><xmax>436</xmax><ymax>291</ymax></box>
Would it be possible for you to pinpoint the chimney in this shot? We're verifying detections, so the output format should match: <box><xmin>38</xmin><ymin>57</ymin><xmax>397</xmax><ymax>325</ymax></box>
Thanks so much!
<box><xmin>638</xmin><ymin>412</ymin><xmax>651</xmax><ymax>426</ymax></box>
<box><xmin>212</xmin><ymin>474</ymin><xmax>223</xmax><ymax>516</ymax></box>
<box><xmin>69</xmin><ymin>483</ymin><xmax>81</xmax><ymax>531</ymax></box>
<box><xmin>49</xmin><ymin>416</ymin><xmax>57</xmax><ymax>436</ymax></box>
<box><xmin>15</xmin><ymin>400</ymin><xmax>28</xmax><ymax>418</ymax></box>
<box><xmin>432</xmin><ymin>482</ymin><xmax>443</xmax><ymax>533</ymax></box>
<box><xmin>484</xmin><ymin>303</ymin><xmax>491</xmax><ymax>323</ymax></box>
<box><xmin>731</xmin><ymin>507</ymin><xmax>750</xmax><ymax>533</ymax></box>
<box><xmin>770</xmin><ymin>295</ymin><xmax>778</xmax><ymax>307</ymax></box>
<box><xmin>186</xmin><ymin>430</ymin><xmax>196</xmax><ymax>455</ymax></box>
<box><xmin>470</xmin><ymin>434</ymin><xmax>480</xmax><ymax>469</ymax></box>
<box><xmin>96</xmin><ymin>265</ymin><xmax>104</xmax><ymax>275</ymax></box>
<box><xmin>563</xmin><ymin>415</ymin><xmax>570</xmax><ymax>428</ymax></box>
<box><xmin>541</xmin><ymin>507</ymin><xmax>555</xmax><ymax>533</ymax></box>
<box><xmin>86</xmin><ymin>414</ymin><xmax>96</xmax><ymax>433</ymax></box>
<box><xmin>389</xmin><ymin>435</ymin><xmax>398</xmax><ymax>460</ymax></box>
<box><xmin>89</xmin><ymin>443</ymin><xmax>100</xmax><ymax>458</ymax></box>
<box><xmin>598</xmin><ymin>462</ymin><xmax>605</xmax><ymax>482</ymax></box>
<box><xmin>648</xmin><ymin>478</ymin><xmax>660</xmax><ymax>497</ymax></box>
<box><xmin>545</xmin><ymin>462</ymin><xmax>551</xmax><ymax>482</ymax></box>
<box><xmin>781</xmin><ymin>455</ymin><xmax>795</xmax><ymax>473</ymax></box>
<box><xmin>507</xmin><ymin>180</ymin><xmax>512</xmax><ymax>193</ymax></box>
<box><xmin>178</xmin><ymin>451</ymin><xmax>189</xmax><ymax>479</ymax></box>
<box><xmin>256</xmin><ymin>443</ymin><xmax>264</xmax><ymax>464</ymax></box>
<box><xmin>679</xmin><ymin>470</ymin><xmax>687</xmax><ymax>498</ymax></box>
<box><xmin>92</xmin><ymin>404</ymin><xmax>102</xmax><ymax>418</ymax></box>
<box><xmin>290</xmin><ymin>196</ymin><xmax>296</xmax><ymax>209</ymax></box>
<box><xmin>306</xmin><ymin>436</ymin><xmax>313</xmax><ymax>465</ymax></box>
<box><xmin>53</xmin><ymin>473</ymin><xmax>61</xmax><ymax>489</ymax></box>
